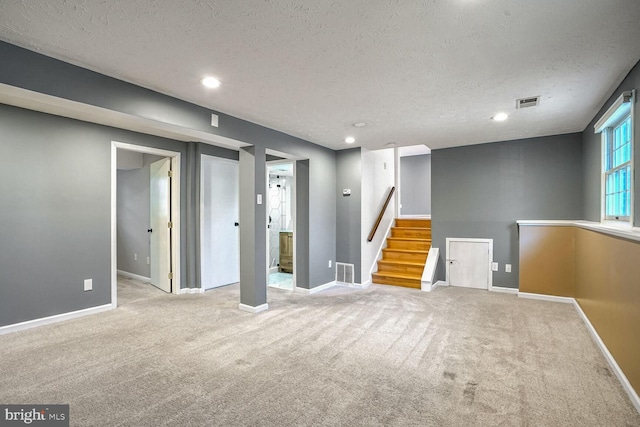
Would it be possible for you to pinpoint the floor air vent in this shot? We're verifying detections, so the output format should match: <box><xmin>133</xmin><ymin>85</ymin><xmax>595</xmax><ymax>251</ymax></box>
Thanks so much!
<box><xmin>336</xmin><ymin>262</ymin><xmax>355</xmax><ymax>285</ymax></box>
<box><xmin>516</xmin><ymin>96</ymin><xmax>539</xmax><ymax>109</ymax></box>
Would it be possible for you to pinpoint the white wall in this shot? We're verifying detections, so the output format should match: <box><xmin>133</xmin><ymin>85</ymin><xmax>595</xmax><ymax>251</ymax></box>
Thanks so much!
<box><xmin>361</xmin><ymin>148</ymin><xmax>395</xmax><ymax>284</ymax></box>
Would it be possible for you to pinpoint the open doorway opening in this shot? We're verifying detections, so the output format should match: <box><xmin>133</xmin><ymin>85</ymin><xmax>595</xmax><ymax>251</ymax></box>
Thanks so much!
<box><xmin>111</xmin><ymin>142</ymin><xmax>181</xmax><ymax>307</ymax></box>
<box><xmin>266</xmin><ymin>160</ymin><xmax>295</xmax><ymax>291</ymax></box>
<box><xmin>397</xmin><ymin>145</ymin><xmax>431</xmax><ymax>218</ymax></box>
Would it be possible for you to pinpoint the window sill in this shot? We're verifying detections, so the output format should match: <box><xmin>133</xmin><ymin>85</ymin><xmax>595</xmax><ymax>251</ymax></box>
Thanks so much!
<box><xmin>517</xmin><ymin>220</ymin><xmax>640</xmax><ymax>244</ymax></box>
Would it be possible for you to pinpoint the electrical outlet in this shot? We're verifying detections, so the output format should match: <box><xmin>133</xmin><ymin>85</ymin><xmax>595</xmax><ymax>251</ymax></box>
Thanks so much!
<box><xmin>505</xmin><ymin>264</ymin><xmax>512</xmax><ymax>273</ymax></box>
<box><xmin>491</xmin><ymin>262</ymin><xmax>498</xmax><ymax>272</ymax></box>
<box><xmin>84</xmin><ymin>279</ymin><xmax>92</xmax><ymax>291</ymax></box>
<box><xmin>134</xmin><ymin>253</ymin><xmax>137</xmax><ymax>261</ymax></box>
<box><xmin>328</xmin><ymin>260</ymin><xmax>332</xmax><ymax>268</ymax></box>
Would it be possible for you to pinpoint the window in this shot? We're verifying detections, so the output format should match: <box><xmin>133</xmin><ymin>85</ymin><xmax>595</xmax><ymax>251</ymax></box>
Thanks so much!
<box><xmin>594</xmin><ymin>90</ymin><xmax>635</xmax><ymax>223</ymax></box>
<box><xmin>604</xmin><ymin>115</ymin><xmax>632</xmax><ymax>220</ymax></box>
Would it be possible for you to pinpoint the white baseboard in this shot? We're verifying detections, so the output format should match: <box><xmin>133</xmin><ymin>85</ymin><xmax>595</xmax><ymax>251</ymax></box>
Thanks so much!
<box><xmin>573</xmin><ymin>299</ymin><xmax>640</xmax><ymax>414</ymax></box>
<box><xmin>352</xmin><ymin>281</ymin><xmax>371</xmax><ymax>289</ymax></box>
<box><xmin>432</xmin><ymin>280</ymin><xmax>449</xmax><ymax>290</ymax></box>
<box><xmin>238</xmin><ymin>303</ymin><xmax>269</xmax><ymax>313</ymax></box>
<box><xmin>178</xmin><ymin>287</ymin><xmax>204</xmax><ymax>294</ymax></box>
<box><xmin>490</xmin><ymin>286</ymin><xmax>519</xmax><ymax>294</ymax></box>
<box><xmin>517</xmin><ymin>292</ymin><xmax>573</xmax><ymax>304</ymax></box>
<box><xmin>516</xmin><ymin>291</ymin><xmax>640</xmax><ymax>414</ymax></box>
<box><xmin>0</xmin><ymin>304</ymin><xmax>114</xmax><ymax>336</ymax></box>
<box><xmin>117</xmin><ymin>270</ymin><xmax>151</xmax><ymax>283</ymax></box>
<box><xmin>296</xmin><ymin>281</ymin><xmax>338</xmax><ymax>294</ymax></box>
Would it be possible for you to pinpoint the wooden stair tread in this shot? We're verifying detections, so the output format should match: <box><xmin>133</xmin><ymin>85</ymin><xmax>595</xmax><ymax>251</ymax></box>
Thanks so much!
<box><xmin>387</xmin><ymin>237</ymin><xmax>430</xmax><ymax>241</ymax></box>
<box><xmin>373</xmin><ymin>271</ymin><xmax>422</xmax><ymax>279</ymax></box>
<box><xmin>383</xmin><ymin>248</ymin><xmax>429</xmax><ymax>254</ymax></box>
<box><xmin>392</xmin><ymin>226</ymin><xmax>430</xmax><ymax>230</ymax></box>
<box><xmin>378</xmin><ymin>260</ymin><xmax>425</xmax><ymax>267</ymax></box>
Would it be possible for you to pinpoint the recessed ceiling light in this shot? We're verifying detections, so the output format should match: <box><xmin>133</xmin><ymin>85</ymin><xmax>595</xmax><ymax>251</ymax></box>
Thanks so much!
<box><xmin>491</xmin><ymin>112</ymin><xmax>509</xmax><ymax>121</ymax></box>
<box><xmin>345</xmin><ymin>136</ymin><xmax>356</xmax><ymax>144</ymax></box>
<box><xmin>201</xmin><ymin>76</ymin><xmax>221</xmax><ymax>88</ymax></box>
<box><xmin>353</xmin><ymin>122</ymin><xmax>366</xmax><ymax>127</ymax></box>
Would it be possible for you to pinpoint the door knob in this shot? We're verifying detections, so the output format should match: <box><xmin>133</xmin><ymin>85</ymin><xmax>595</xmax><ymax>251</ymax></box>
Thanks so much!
<box><xmin>234</xmin><ymin>222</ymin><xmax>239</xmax><ymax>227</ymax></box>
<box><xmin>147</xmin><ymin>228</ymin><xmax>153</xmax><ymax>233</ymax></box>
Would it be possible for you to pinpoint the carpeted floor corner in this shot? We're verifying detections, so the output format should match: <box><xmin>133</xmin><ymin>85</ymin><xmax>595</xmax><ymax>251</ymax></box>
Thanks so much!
<box><xmin>0</xmin><ymin>277</ymin><xmax>638</xmax><ymax>426</ymax></box>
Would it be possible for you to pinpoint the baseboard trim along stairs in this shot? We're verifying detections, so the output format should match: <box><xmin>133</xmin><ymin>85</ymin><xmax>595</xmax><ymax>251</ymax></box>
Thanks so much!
<box><xmin>372</xmin><ymin>218</ymin><xmax>431</xmax><ymax>289</ymax></box>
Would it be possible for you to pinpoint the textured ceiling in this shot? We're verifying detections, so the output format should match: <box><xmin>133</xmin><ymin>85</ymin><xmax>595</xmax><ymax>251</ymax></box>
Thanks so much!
<box><xmin>1</xmin><ymin>1</ymin><xmax>640</xmax><ymax>151</ymax></box>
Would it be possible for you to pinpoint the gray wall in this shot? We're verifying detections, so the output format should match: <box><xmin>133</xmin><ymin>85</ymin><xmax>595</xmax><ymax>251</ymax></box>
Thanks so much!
<box><xmin>582</xmin><ymin>60</ymin><xmax>640</xmax><ymax>224</ymax></box>
<box><xmin>0</xmin><ymin>40</ymin><xmax>337</xmax><ymax>325</ymax></box>
<box><xmin>400</xmin><ymin>154</ymin><xmax>431</xmax><ymax>215</ymax></box>
<box><xmin>431</xmin><ymin>134</ymin><xmax>583</xmax><ymax>288</ymax></box>
<box><xmin>336</xmin><ymin>148</ymin><xmax>362</xmax><ymax>283</ymax></box>
<box><xmin>116</xmin><ymin>154</ymin><xmax>163</xmax><ymax>278</ymax></box>
<box><xmin>0</xmin><ymin>104</ymin><xmax>188</xmax><ymax>327</ymax></box>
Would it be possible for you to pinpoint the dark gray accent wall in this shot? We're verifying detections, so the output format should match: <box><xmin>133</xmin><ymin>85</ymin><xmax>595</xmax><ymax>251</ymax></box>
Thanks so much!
<box><xmin>117</xmin><ymin>154</ymin><xmax>163</xmax><ymax>278</ymax></box>
<box><xmin>0</xmin><ymin>104</ymin><xmax>189</xmax><ymax>327</ymax></box>
<box><xmin>431</xmin><ymin>134</ymin><xmax>583</xmax><ymax>288</ymax></box>
<box><xmin>582</xmin><ymin>60</ymin><xmax>640</xmax><ymax>225</ymax></box>
<box><xmin>400</xmin><ymin>154</ymin><xmax>431</xmax><ymax>215</ymax></box>
<box><xmin>336</xmin><ymin>148</ymin><xmax>362</xmax><ymax>283</ymax></box>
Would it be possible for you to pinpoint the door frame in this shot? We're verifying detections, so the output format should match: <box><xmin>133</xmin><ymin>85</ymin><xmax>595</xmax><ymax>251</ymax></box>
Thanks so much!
<box><xmin>111</xmin><ymin>141</ymin><xmax>182</xmax><ymax>306</ymax></box>
<box><xmin>265</xmin><ymin>159</ymin><xmax>296</xmax><ymax>290</ymax></box>
<box><xmin>199</xmin><ymin>154</ymin><xmax>240</xmax><ymax>290</ymax></box>
<box><xmin>445</xmin><ymin>238</ymin><xmax>493</xmax><ymax>291</ymax></box>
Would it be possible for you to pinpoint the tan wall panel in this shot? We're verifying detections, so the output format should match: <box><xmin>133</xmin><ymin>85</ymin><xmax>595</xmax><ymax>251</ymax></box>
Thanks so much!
<box><xmin>575</xmin><ymin>228</ymin><xmax>640</xmax><ymax>396</ymax></box>
<box><xmin>519</xmin><ymin>226</ymin><xmax>575</xmax><ymax>297</ymax></box>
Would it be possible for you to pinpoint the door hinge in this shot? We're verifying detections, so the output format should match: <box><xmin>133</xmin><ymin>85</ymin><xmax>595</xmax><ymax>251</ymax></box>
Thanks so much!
<box><xmin>168</xmin><ymin>272</ymin><xmax>174</xmax><ymax>280</ymax></box>
<box><xmin>168</xmin><ymin>170</ymin><xmax>173</xmax><ymax>178</ymax></box>
<box><xmin>168</xmin><ymin>221</ymin><xmax>173</xmax><ymax>229</ymax></box>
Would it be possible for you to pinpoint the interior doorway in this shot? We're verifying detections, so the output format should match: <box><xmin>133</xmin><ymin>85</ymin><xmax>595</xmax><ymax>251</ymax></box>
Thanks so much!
<box><xmin>111</xmin><ymin>141</ymin><xmax>181</xmax><ymax>307</ymax></box>
<box><xmin>200</xmin><ymin>155</ymin><xmax>240</xmax><ymax>290</ymax></box>
<box><xmin>266</xmin><ymin>160</ymin><xmax>295</xmax><ymax>291</ymax></box>
<box><xmin>445</xmin><ymin>238</ymin><xmax>493</xmax><ymax>290</ymax></box>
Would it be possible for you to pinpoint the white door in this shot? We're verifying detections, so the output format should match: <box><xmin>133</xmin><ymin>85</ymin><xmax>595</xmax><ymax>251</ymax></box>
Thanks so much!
<box><xmin>201</xmin><ymin>156</ymin><xmax>240</xmax><ymax>289</ymax></box>
<box><xmin>150</xmin><ymin>158</ymin><xmax>172</xmax><ymax>293</ymax></box>
<box><xmin>447</xmin><ymin>239</ymin><xmax>491</xmax><ymax>289</ymax></box>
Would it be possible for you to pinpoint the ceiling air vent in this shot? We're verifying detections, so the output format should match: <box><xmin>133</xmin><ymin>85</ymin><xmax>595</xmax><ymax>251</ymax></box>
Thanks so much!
<box><xmin>516</xmin><ymin>96</ymin><xmax>540</xmax><ymax>109</ymax></box>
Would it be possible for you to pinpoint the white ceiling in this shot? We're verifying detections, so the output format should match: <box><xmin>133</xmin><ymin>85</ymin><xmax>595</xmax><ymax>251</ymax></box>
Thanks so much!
<box><xmin>1</xmin><ymin>1</ymin><xmax>640</xmax><ymax>151</ymax></box>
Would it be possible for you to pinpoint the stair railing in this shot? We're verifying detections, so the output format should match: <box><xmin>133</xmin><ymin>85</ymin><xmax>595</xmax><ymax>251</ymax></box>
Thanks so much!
<box><xmin>367</xmin><ymin>186</ymin><xmax>395</xmax><ymax>242</ymax></box>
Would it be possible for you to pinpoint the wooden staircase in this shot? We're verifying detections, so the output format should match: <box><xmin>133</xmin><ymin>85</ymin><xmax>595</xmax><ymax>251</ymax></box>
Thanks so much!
<box><xmin>372</xmin><ymin>218</ymin><xmax>431</xmax><ymax>289</ymax></box>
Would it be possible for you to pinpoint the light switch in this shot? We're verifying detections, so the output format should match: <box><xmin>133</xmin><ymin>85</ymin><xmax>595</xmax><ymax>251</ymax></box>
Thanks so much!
<box><xmin>257</xmin><ymin>194</ymin><xmax>262</xmax><ymax>205</ymax></box>
<box><xmin>505</xmin><ymin>264</ymin><xmax>512</xmax><ymax>273</ymax></box>
<box><xmin>84</xmin><ymin>279</ymin><xmax>92</xmax><ymax>291</ymax></box>
<box><xmin>491</xmin><ymin>262</ymin><xmax>498</xmax><ymax>272</ymax></box>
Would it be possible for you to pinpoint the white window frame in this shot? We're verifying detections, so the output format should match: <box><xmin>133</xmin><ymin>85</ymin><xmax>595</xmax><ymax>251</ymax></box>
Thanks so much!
<box><xmin>595</xmin><ymin>90</ymin><xmax>635</xmax><ymax>225</ymax></box>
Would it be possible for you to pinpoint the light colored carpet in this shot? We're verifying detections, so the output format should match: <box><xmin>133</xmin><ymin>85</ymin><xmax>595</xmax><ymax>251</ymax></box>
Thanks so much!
<box><xmin>0</xmin><ymin>277</ymin><xmax>638</xmax><ymax>426</ymax></box>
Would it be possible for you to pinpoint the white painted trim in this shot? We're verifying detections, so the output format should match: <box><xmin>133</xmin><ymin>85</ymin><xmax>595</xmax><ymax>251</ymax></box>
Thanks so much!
<box><xmin>238</xmin><ymin>303</ymin><xmax>269</xmax><ymax>313</ymax></box>
<box><xmin>117</xmin><ymin>270</ymin><xmax>151</xmax><ymax>283</ymax></box>
<box><xmin>368</xmin><ymin>220</ymin><xmax>394</xmax><ymax>281</ymax></box>
<box><xmin>178</xmin><ymin>287</ymin><xmax>205</xmax><ymax>294</ymax></box>
<box><xmin>445</xmin><ymin>238</ymin><xmax>493</xmax><ymax>290</ymax></box>
<box><xmin>432</xmin><ymin>280</ymin><xmax>449</xmax><ymax>290</ymax></box>
<box><xmin>490</xmin><ymin>286</ymin><xmax>519</xmax><ymax>294</ymax></box>
<box><xmin>516</xmin><ymin>220</ymin><xmax>582</xmax><ymax>226</ymax></box>
<box><xmin>0</xmin><ymin>304</ymin><xmax>114</xmax><ymax>336</ymax></box>
<box><xmin>353</xmin><ymin>281</ymin><xmax>371</xmax><ymax>289</ymax></box>
<box><xmin>517</xmin><ymin>292</ymin><xmax>574</xmax><ymax>304</ymax></box>
<box><xmin>573</xmin><ymin>299</ymin><xmax>640</xmax><ymax>414</ymax></box>
<box><xmin>295</xmin><ymin>281</ymin><xmax>338</xmax><ymax>294</ymax></box>
<box><xmin>268</xmin><ymin>267</ymin><xmax>278</xmax><ymax>275</ymax></box>
<box><xmin>517</xmin><ymin>291</ymin><xmax>640</xmax><ymax>413</ymax></box>
<box><xmin>112</xmin><ymin>141</ymin><xmax>182</xmax><ymax>303</ymax></box>
<box><xmin>399</xmin><ymin>215</ymin><xmax>432</xmax><ymax>219</ymax></box>
<box><xmin>421</xmin><ymin>247</ymin><xmax>439</xmax><ymax>292</ymax></box>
